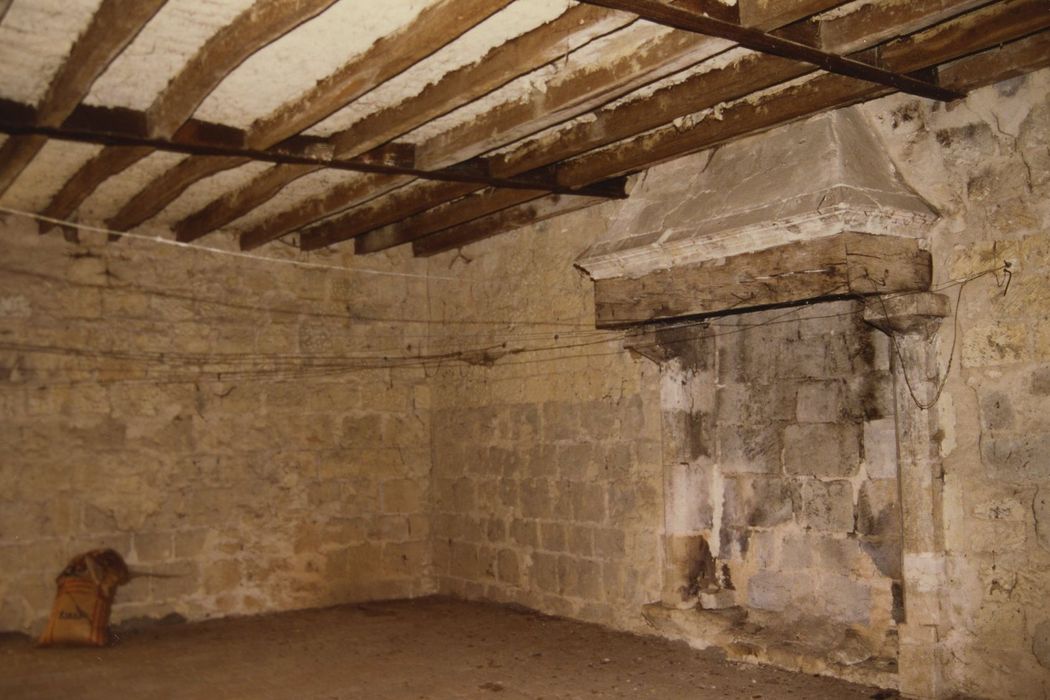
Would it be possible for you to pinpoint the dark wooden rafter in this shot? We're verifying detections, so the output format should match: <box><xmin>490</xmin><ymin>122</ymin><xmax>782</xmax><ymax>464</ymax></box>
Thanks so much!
<box><xmin>412</xmin><ymin>194</ymin><xmax>607</xmax><ymax>257</ymax></box>
<box><xmin>297</xmin><ymin>0</ymin><xmax>854</xmax><ymax>253</ymax></box>
<box><xmin>0</xmin><ymin>112</ymin><xmax>628</xmax><ymax>199</ymax></box>
<box><xmin>322</xmin><ymin>0</ymin><xmax>988</xmax><ymax>255</ymax></box>
<box><xmin>103</xmin><ymin>0</ymin><xmax>516</xmax><ymax>233</ymax></box>
<box><xmin>384</xmin><ymin>2</ymin><xmax>1050</xmax><ymax>256</ymax></box>
<box><xmin>557</xmin><ymin>0</ymin><xmax>1050</xmax><ymax>187</ymax></box>
<box><xmin>223</xmin><ymin>9</ymin><xmax>740</xmax><ymax>251</ymax></box>
<box><xmin>579</xmin><ymin>0</ymin><xmax>963</xmax><ymax>101</ymax></box>
<box><xmin>172</xmin><ymin>3</ymin><xmax>634</xmax><ymax>244</ymax></box>
<box><xmin>0</xmin><ymin>0</ymin><xmax>12</xmax><ymax>24</ymax></box>
<box><xmin>37</xmin><ymin>0</ymin><xmax>339</xmax><ymax>233</ymax></box>
<box><xmin>0</xmin><ymin>0</ymin><xmax>166</xmax><ymax>197</ymax></box>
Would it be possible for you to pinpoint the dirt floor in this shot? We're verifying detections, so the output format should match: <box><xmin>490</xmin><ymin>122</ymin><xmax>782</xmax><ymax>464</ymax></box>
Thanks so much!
<box><xmin>0</xmin><ymin>597</ymin><xmax>895</xmax><ymax>699</ymax></box>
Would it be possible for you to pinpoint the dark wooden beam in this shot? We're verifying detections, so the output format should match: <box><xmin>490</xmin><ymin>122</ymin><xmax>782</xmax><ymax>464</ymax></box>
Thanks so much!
<box><xmin>352</xmin><ymin>0</ymin><xmax>986</xmax><ymax>255</ymax></box>
<box><xmin>299</xmin><ymin>180</ymin><xmax>481</xmax><ymax>251</ymax></box>
<box><xmin>591</xmin><ymin>233</ymin><xmax>931</xmax><ymax>327</ymax></box>
<box><xmin>354</xmin><ymin>188</ymin><xmax>549</xmax><ymax>255</ymax></box>
<box><xmin>557</xmin><ymin>0</ymin><xmax>1050</xmax><ymax>189</ymax></box>
<box><xmin>37</xmin><ymin>0</ymin><xmax>340</xmax><ymax>233</ymax></box>
<box><xmin>414</xmin><ymin>22</ymin><xmax>1050</xmax><ymax>257</ymax></box>
<box><xmin>491</xmin><ymin>0</ymin><xmax>990</xmax><ymax>178</ymax></box>
<box><xmin>579</xmin><ymin>0</ymin><xmax>963</xmax><ymax>101</ymax></box>
<box><xmin>236</xmin><ymin>174</ymin><xmax>410</xmax><ymax>249</ymax></box>
<box><xmin>0</xmin><ymin>0</ymin><xmax>167</xmax><ymax>197</ymax></box>
<box><xmin>302</xmin><ymin>1</ymin><xmax>849</xmax><ymax>252</ymax></box>
<box><xmin>412</xmin><ymin>194</ymin><xmax>609</xmax><ymax>257</ymax></box>
<box><xmin>938</xmin><ymin>27</ymin><xmax>1050</xmax><ymax>89</ymax></box>
<box><xmin>738</xmin><ymin>0</ymin><xmax>851</xmax><ymax>31</ymax></box>
<box><xmin>104</xmin><ymin>0</ymin><xmax>516</xmax><ymax>233</ymax></box>
<box><xmin>0</xmin><ymin>0</ymin><xmax>13</xmax><ymax>25</ymax></box>
<box><xmin>173</xmin><ymin>4</ymin><xmax>632</xmax><ymax>244</ymax></box>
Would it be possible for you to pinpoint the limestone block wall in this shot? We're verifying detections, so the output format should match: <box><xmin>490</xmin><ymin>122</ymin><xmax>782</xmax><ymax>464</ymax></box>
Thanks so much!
<box><xmin>683</xmin><ymin>302</ymin><xmax>901</xmax><ymax>648</ymax></box>
<box><xmin>0</xmin><ymin>218</ymin><xmax>433</xmax><ymax>632</ymax></box>
<box><xmin>425</xmin><ymin>204</ymin><xmax>666</xmax><ymax>633</ymax></box>
<box><xmin>860</xmin><ymin>69</ymin><xmax>1050</xmax><ymax>698</ymax></box>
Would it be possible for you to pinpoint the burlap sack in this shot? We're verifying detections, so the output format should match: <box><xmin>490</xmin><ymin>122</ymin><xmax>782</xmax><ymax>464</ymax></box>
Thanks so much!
<box><xmin>37</xmin><ymin>549</ymin><xmax>131</xmax><ymax>647</ymax></box>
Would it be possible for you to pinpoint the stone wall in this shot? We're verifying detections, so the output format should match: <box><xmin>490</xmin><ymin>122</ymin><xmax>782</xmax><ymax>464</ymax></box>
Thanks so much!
<box><xmin>0</xmin><ymin>218</ymin><xmax>433</xmax><ymax>632</ymax></box>
<box><xmin>425</xmin><ymin>203</ymin><xmax>665</xmax><ymax>633</ymax></box>
<box><xmin>656</xmin><ymin>302</ymin><xmax>900</xmax><ymax>650</ymax></box>
<box><xmin>860</xmin><ymin>69</ymin><xmax>1050</xmax><ymax>698</ymax></box>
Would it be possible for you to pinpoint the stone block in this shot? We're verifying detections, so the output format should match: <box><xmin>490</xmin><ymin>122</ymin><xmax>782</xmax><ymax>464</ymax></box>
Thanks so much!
<box><xmin>568</xmin><ymin>526</ymin><xmax>594</xmax><ymax>557</ymax></box>
<box><xmin>981</xmin><ymin>434</ymin><xmax>1050</xmax><ymax>482</ymax></box>
<box><xmin>783</xmin><ymin>423</ymin><xmax>861</xmax><ymax>477</ymax></box>
<box><xmin>510</xmin><ymin>519</ymin><xmax>539</xmax><ymax>548</ymax></box>
<box><xmin>540</xmin><ymin>522</ymin><xmax>567</xmax><ymax>552</ymax></box>
<box><xmin>796</xmin><ymin>381</ymin><xmax>848</xmax><ymax>423</ymax></box>
<box><xmin>450</xmin><ymin>542</ymin><xmax>480</xmax><ymax>580</ymax></box>
<box><xmin>1034</xmin><ymin>620</ymin><xmax>1050</xmax><ymax>670</ymax></box>
<box><xmin>747</xmin><ymin>570</ymin><xmax>797</xmax><ymax>612</ymax></box>
<box><xmin>558</xmin><ymin>443</ymin><xmax>598</xmax><ymax>481</ymax></box>
<box><xmin>203</xmin><ymin>559</ymin><xmax>241</xmax><ymax>595</ymax></box>
<box><xmin>856</xmin><ymin>480</ymin><xmax>900</xmax><ymax>538</ymax></box>
<box><xmin>722</xmin><ymin>476</ymin><xmax>795</xmax><ymax>528</ymax></box>
<box><xmin>980</xmin><ymin>391</ymin><xmax>1015</xmax><ymax>431</ymax></box>
<box><xmin>519</xmin><ymin>479</ymin><xmax>552</xmax><ymax>519</ymax></box>
<box><xmin>663</xmin><ymin>408</ymin><xmax>714</xmax><ymax>462</ymax></box>
<box><xmin>497</xmin><ymin>549</ymin><xmax>520</xmax><ymax>586</ymax></box>
<box><xmin>531</xmin><ymin>552</ymin><xmax>559</xmax><ymax>593</ymax></box>
<box><xmin>863</xmin><ymin>418</ymin><xmax>898</xmax><ymax>479</ymax></box>
<box><xmin>666</xmin><ymin>462</ymin><xmax>716</xmax><ymax>531</ymax></box>
<box><xmin>818</xmin><ymin>572</ymin><xmax>872</xmax><ymax>624</ymax></box>
<box><xmin>718</xmin><ymin>423</ymin><xmax>781</xmax><ymax>474</ymax></box>
<box><xmin>571</xmin><ymin>482</ymin><xmax>607</xmax><ymax>524</ymax></box>
<box><xmin>132</xmin><ymin>531</ymin><xmax>173</xmax><ymax>563</ymax></box>
<box><xmin>800</xmin><ymin>479</ymin><xmax>855</xmax><ymax>532</ymax></box>
<box><xmin>961</xmin><ymin>322</ymin><xmax>1028</xmax><ymax>367</ymax></box>
<box><xmin>593</xmin><ymin>528</ymin><xmax>626</xmax><ymax>558</ymax></box>
<box><xmin>1036</xmin><ymin>489</ymin><xmax>1050</xmax><ymax>553</ymax></box>
<box><xmin>382</xmin><ymin>476</ymin><xmax>422</xmax><ymax>514</ymax></box>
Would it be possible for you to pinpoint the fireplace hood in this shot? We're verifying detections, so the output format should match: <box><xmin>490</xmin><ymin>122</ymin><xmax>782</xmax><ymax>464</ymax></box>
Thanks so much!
<box><xmin>576</xmin><ymin>106</ymin><xmax>939</xmax><ymax>326</ymax></box>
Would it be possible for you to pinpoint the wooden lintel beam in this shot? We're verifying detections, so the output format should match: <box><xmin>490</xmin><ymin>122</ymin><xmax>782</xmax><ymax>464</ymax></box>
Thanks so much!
<box><xmin>37</xmin><ymin>0</ymin><xmax>340</xmax><ymax>233</ymax></box>
<box><xmin>412</xmin><ymin>194</ymin><xmax>608</xmax><ymax>257</ymax></box>
<box><xmin>579</xmin><ymin>0</ymin><xmax>964</xmax><ymax>101</ymax></box>
<box><xmin>0</xmin><ymin>0</ymin><xmax>167</xmax><ymax>197</ymax></box>
<box><xmin>592</xmin><ymin>233</ymin><xmax>932</xmax><ymax>327</ymax></box>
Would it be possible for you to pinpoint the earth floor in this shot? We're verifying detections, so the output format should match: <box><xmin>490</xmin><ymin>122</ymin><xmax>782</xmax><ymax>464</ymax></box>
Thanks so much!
<box><xmin>0</xmin><ymin>597</ymin><xmax>896</xmax><ymax>699</ymax></box>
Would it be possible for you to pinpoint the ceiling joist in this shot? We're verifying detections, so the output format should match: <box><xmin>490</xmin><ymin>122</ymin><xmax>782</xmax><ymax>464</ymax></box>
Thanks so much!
<box><xmin>36</xmin><ymin>0</ymin><xmax>340</xmax><ymax>234</ymax></box>
<box><xmin>0</xmin><ymin>0</ymin><xmax>166</xmax><ymax>197</ymax></box>
<box><xmin>1</xmin><ymin>0</ymin><xmax>1047</xmax><ymax>260</ymax></box>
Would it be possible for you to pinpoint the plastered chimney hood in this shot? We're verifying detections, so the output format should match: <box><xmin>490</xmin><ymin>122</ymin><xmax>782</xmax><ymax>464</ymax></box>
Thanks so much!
<box><xmin>578</xmin><ymin>104</ymin><xmax>938</xmax><ymax>277</ymax></box>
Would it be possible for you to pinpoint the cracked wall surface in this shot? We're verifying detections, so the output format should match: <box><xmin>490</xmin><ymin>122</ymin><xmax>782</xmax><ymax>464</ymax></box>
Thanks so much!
<box><xmin>0</xmin><ymin>220</ymin><xmax>434</xmax><ymax>632</ymax></box>
<box><xmin>859</xmin><ymin>69</ymin><xmax>1050</xmax><ymax>699</ymax></box>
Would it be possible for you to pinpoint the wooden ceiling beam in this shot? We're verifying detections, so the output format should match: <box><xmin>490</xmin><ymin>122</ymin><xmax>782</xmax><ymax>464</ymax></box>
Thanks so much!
<box><xmin>490</xmin><ymin>0</ymin><xmax>985</xmax><ymax>179</ymax></box>
<box><xmin>348</xmin><ymin>0</ymin><xmax>980</xmax><ymax>255</ymax></box>
<box><xmin>0</xmin><ymin>0</ymin><xmax>166</xmax><ymax>197</ymax></box>
<box><xmin>578</xmin><ymin>0</ymin><xmax>963</xmax><ymax>101</ymax></box>
<box><xmin>173</xmin><ymin>4</ymin><xmax>632</xmax><ymax>244</ymax></box>
<box><xmin>412</xmin><ymin>15</ymin><xmax>1050</xmax><ymax>256</ymax></box>
<box><xmin>37</xmin><ymin>0</ymin><xmax>340</xmax><ymax>234</ymax></box>
<box><xmin>300</xmin><ymin>1</ymin><xmax>851</xmax><ymax>252</ymax></box>
<box><xmin>557</xmin><ymin>0</ymin><xmax>1050</xmax><ymax>188</ymax></box>
<box><xmin>412</xmin><ymin>194</ymin><xmax>609</xmax><ymax>257</ymax></box>
<box><xmin>103</xmin><ymin>0</ymin><xmax>514</xmax><ymax>233</ymax></box>
<box><xmin>738</xmin><ymin>0</ymin><xmax>851</xmax><ymax>31</ymax></box>
<box><xmin>355</xmin><ymin>188</ymin><xmax>549</xmax><ymax>255</ymax></box>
